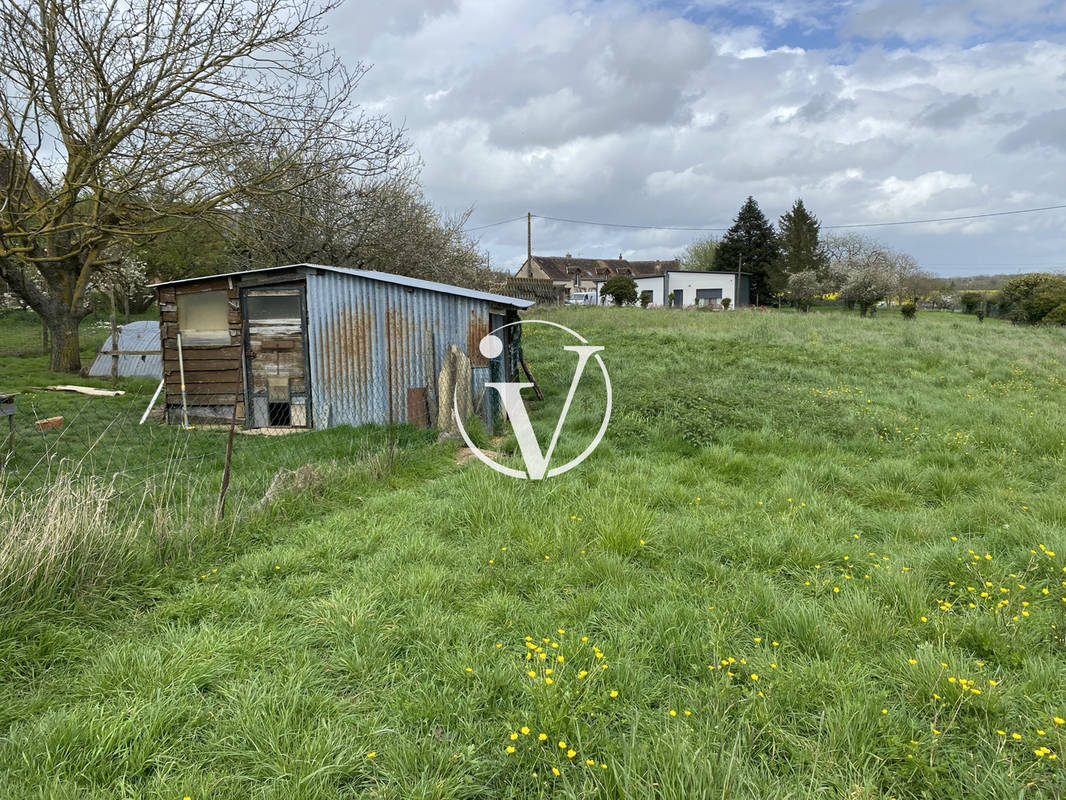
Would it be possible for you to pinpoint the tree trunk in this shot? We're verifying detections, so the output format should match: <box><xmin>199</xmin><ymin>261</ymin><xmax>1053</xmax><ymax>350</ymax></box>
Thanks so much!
<box><xmin>48</xmin><ymin>315</ymin><xmax>83</xmax><ymax>373</ymax></box>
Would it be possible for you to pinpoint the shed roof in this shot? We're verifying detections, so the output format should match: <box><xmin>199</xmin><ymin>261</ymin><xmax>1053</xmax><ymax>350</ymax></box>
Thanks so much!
<box><xmin>153</xmin><ymin>264</ymin><xmax>534</xmax><ymax>309</ymax></box>
<box><xmin>87</xmin><ymin>320</ymin><xmax>162</xmax><ymax>379</ymax></box>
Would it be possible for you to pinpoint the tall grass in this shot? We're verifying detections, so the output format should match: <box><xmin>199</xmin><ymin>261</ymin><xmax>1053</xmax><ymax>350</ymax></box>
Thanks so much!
<box><xmin>0</xmin><ymin>454</ymin><xmax>222</xmax><ymax>607</ymax></box>
<box><xmin>3</xmin><ymin>309</ymin><xmax>1066</xmax><ymax>798</ymax></box>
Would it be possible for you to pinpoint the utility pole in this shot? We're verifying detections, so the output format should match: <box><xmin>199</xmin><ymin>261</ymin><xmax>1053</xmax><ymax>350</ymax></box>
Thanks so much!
<box><xmin>737</xmin><ymin>254</ymin><xmax>743</xmax><ymax>308</ymax></box>
<box><xmin>527</xmin><ymin>212</ymin><xmax>532</xmax><ymax>276</ymax></box>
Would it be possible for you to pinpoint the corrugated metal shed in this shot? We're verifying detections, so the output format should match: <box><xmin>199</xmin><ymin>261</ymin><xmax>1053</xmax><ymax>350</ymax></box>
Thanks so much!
<box><xmin>152</xmin><ymin>265</ymin><xmax>531</xmax><ymax>431</ymax></box>
<box><xmin>87</xmin><ymin>320</ymin><xmax>162</xmax><ymax>379</ymax></box>
<box><xmin>305</xmin><ymin>269</ymin><xmax>510</xmax><ymax>428</ymax></box>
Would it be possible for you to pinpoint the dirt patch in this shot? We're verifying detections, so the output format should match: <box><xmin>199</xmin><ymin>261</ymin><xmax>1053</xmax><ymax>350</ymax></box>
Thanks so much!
<box><xmin>455</xmin><ymin>447</ymin><xmax>502</xmax><ymax>466</ymax></box>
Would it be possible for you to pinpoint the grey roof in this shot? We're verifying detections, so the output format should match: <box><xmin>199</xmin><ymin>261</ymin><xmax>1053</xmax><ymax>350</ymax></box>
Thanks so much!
<box><xmin>87</xmin><ymin>320</ymin><xmax>162</xmax><ymax>379</ymax></box>
<box><xmin>593</xmin><ymin>269</ymin><xmax>753</xmax><ymax>283</ymax></box>
<box><xmin>152</xmin><ymin>264</ymin><xmax>534</xmax><ymax>309</ymax></box>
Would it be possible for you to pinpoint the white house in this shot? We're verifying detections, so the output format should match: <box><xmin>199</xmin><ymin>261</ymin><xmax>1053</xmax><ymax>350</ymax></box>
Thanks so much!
<box><xmin>608</xmin><ymin>270</ymin><xmax>752</xmax><ymax>308</ymax></box>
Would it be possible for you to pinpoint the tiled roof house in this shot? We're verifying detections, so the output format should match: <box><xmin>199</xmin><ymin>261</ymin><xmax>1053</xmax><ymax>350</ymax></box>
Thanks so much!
<box><xmin>516</xmin><ymin>254</ymin><xmax>679</xmax><ymax>292</ymax></box>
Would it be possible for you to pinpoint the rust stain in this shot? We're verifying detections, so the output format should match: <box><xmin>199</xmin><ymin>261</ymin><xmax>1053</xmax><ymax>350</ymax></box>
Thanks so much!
<box><xmin>386</xmin><ymin>308</ymin><xmax>407</xmax><ymax>418</ymax></box>
<box><xmin>467</xmin><ymin>309</ymin><xmax>489</xmax><ymax>367</ymax></box>
<box><xmin>321</xmin><ymin>308</ymin><xmax>375</xmax><ymax>401</ymax></box>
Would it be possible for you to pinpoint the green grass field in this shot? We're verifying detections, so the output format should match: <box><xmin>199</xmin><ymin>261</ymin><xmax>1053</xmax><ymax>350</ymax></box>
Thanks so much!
<box><xmin>2</xmin><ymin>307</ymin><xmax>1066</xmax><ymax>798</ymax></box>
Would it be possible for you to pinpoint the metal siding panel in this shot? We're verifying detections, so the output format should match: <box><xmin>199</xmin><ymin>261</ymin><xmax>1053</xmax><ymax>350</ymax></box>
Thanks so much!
<box><xmin>306</xmin><ymin>270</ymin><xmax>491</xmax><ymax>430</ymax></box>
<box><xmin>87</xmin><ymin>321</ymin><xmax>163</xmax><ymax>378</ymax></box>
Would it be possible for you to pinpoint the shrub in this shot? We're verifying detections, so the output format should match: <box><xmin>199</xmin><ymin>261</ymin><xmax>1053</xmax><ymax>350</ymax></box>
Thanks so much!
<box><xmin>1042</xmin><ymin>303</ymin><xmax>1066</xmax><ymax>326</ymax></box>
<box><xmin>639</xmin><ymin>290</ymin><xmax>652</xmax><ymax>308</ymax></box>
<box><xmin>960</xmin><ymin>291</ymin><xmax>982</xmax><ymax>314</ymax></box>
<box><xmin>601</xmin><ymin>275</ymin><xmax>638</xmax><ymax>306</ymax></box>
<box><xmin>999</xmin><ymin>273</ymin><xmax>1066</xmax><ymax>324</ymax></box>
<box><xmin>976</xmin><ymin>308</ymin><xmax>985</xmax><ymax>323</ymax></box>
<box><xmin>721</xmin><ymin>297</ymin><xmax>731</xmax><ymax>310</ymax></box>
<box><xmin>900</xmin><ymin>302</ymin><xmax>917</xmax><ymax>320</ymax></box>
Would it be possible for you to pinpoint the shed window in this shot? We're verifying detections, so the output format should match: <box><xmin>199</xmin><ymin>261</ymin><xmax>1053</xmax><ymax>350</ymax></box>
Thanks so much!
<box><xmin>177</xmin><ymin>290</ymin><xmax>229</xmax><ymax>346</ymax></box>
<box><xmin>246</xmin><ymin>292</ymin><xmax>301</xmax><ymax>321</ymax></box>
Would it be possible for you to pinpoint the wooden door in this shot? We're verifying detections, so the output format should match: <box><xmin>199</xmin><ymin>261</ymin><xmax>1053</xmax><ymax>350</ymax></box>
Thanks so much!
<box><xmin>243</xmin><ymin>287</ymin><xmax>311</xmax><ymax>428</ymax></box>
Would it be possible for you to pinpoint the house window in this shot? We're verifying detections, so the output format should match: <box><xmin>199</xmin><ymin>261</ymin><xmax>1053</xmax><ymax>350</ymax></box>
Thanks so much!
<box><xmin>177</xmin><ymin>290</ymin><xmax>230</xmax><ymax>346</ymax></box>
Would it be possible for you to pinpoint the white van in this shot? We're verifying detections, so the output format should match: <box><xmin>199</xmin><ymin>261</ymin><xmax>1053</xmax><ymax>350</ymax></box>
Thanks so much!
<box><xmin>566</xmin><ymin>291</ymin><xmax>598</xmax><ymax>306</ymax></box>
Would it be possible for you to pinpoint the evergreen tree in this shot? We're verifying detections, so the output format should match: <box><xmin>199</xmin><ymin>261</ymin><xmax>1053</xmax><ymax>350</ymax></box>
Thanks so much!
<box><xmin>712</xmin><ymin>197</ymin><xmax>781</xmax><ymax>305</ymax></box>
<box><xmin>777</xmin><ymin>199</ymin><xmax>828</xmax><ymax>281</ymax></box>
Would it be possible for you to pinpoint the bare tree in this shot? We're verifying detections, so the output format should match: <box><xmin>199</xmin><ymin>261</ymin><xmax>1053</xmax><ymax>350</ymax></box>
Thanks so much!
<box><xmin>233</xmin><ymin>167</ymin><xmax>499</xmax><ymax>290</ymax></box>
<box><xmin>0</xmin><ymin>0</ymin><xmax>408</xmax><ymax>371</ymax></box>
<box><xmin>824</xmin><ymin>233</ymin><xmax>915</xmax><ymax>317</ymax></box>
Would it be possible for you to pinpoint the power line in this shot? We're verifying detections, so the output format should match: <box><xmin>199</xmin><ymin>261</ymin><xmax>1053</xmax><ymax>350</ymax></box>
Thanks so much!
<box><xmin>466</xmin><ymin>202</ymin><xmax>1066</xmax><ymax>234</ymax></box>
<box><xmin>823</xmin><ymin>203</ymin><xmax>1066</xmax><ymax>230</ymax></box>
<box><xmin>921</xmin><ymin>261</ymin><xmax>1066</xmax><ymax>268</ymax></box>
<box><xmin>532</xmin><ymin>214</ymin><xmax>729</xmax><ymax>232</ymax></box>
<box><xmin>465</xmin><ymin>215</ymin><xmax>527</xmax><ymax>232</ymax></box>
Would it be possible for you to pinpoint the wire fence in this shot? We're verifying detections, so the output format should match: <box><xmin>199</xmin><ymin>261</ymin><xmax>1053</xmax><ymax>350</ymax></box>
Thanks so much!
<box><xmin>0</xmin><ymin>306</ymin><xmax>492</xmax><ymax>525</ymax></box>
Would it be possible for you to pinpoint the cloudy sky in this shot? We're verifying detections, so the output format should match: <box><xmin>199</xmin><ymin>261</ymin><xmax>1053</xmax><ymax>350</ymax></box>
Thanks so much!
<box><xmin>329</xmin><ymin>0</ymin><xmax>1066</xmax><ymax>277</ymax></box>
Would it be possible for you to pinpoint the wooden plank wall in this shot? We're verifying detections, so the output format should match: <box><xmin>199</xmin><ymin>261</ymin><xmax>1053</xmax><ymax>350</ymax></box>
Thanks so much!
<box><xmin>157</xmin><ymin>279</ymin><xmax>245</xmax><ymax>418</ymax></box>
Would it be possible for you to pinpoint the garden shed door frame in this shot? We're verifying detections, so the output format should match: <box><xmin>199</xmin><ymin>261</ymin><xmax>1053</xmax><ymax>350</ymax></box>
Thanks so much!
<box><xmin>241</xmin><ymin>284</ymin><xmax>313</xmax><ymax>428</ymax></box>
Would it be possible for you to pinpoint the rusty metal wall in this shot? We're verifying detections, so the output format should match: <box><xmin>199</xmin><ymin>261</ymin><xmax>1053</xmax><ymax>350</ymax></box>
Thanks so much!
<box><xmin>305</xmin><ymin>270</ymin><xmax>493</xmax><ymax>430</ymax></box>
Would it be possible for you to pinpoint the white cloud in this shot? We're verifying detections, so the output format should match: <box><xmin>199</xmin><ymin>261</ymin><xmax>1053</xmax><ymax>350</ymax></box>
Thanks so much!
<box><xmin>328</xmin><ymin>0</ymin><xmax>1066</xmax><ymax>276</ymax></box>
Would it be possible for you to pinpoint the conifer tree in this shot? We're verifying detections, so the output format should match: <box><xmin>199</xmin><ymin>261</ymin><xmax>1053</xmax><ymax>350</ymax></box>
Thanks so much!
<box><xmin>777</xmin><ymin>199</ymin><xmax>828</xmax><ymax>280</ymax></box>
<box><xmin>712</xmin><ymin>197</ymin><xmax>781</xmax><ymax>305</ymax></box>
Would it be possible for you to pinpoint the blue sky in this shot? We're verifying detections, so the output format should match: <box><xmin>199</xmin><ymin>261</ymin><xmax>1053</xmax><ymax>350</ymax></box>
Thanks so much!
<box><xmin>333</xmin><ymin>0</ymin><xmax>1066</xmax><ymax>277</ymax></box>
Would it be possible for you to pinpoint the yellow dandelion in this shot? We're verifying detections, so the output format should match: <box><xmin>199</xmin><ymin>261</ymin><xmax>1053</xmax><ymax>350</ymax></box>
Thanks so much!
<box><xmin>510</xmin><ymin>732</ymin><xmax>519</xmax><ymax>741</ymax></box>
<box><xmin>750</xmin><ymin>673</ymin><xmax>759</xmax><ymax>681</ymax></box>
<box><xmin>558</xmin><ymin>741</ymin><xmax>567</xmax><ymax>749</ymax></box>
<box><xmin>506</xmin><ymin>745</ymin><xmax>516</xmax><ymax>754</ymax></box>
<box><xmin>609</xmin><ymin>690</ymin><xmax>618</xmax><ymax>698</ymax></box>
<box><xmin>1055</xmin><ymin>717</ymin><xmax>1065</xmax><ymax>725</ymax></box>
<box><xmin>366</xmin><ymin>752</ymin><xmax>377</xmax><ymax>758</ymax></box>
<box><xmin>1012</xmin><ymin>733</ymin><xmax>1022</xmax><ymax>740</ymax></box>
<box><xmin>538</xmin><ymin>733</ymin><xmax>548</xmax><ymax>741</ymax></box>
<box><xmin>552</xmin><ymin>767</ymin><xmax>560</xmax><ymax>776</ymax></box>
<box><xmin>544</xmin><ymin>677</ymin><xmax>553</xmax><ymax>685</ymax></box>
<box><xmin>577</xmin><ymin>670</ymin><xmax>588</xmax><ymax>678</ymax></box>
<box><xmin>566</xmin><ymin>749</ymin><xmax>576</xmax><ymax>758</ymax></box>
